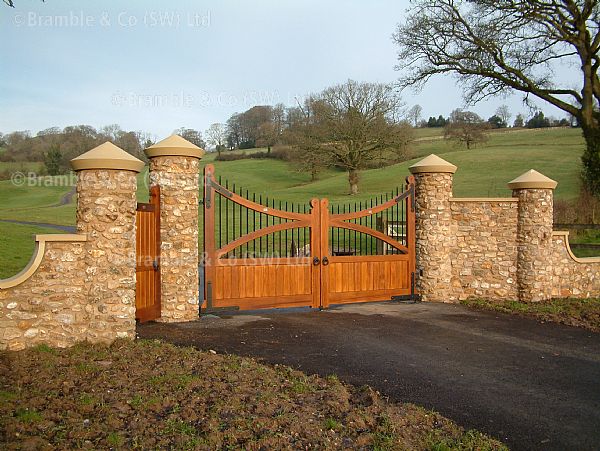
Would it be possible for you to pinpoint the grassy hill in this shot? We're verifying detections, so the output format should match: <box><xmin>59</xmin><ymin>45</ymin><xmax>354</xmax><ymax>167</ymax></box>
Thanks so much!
<box><xmin>0</xmin><ymin>127</ymin><xmax>592</xmax><ymax>278</ymax></box>
<box><xmin>199</xmin><ymin>127</ymin><xmax>583</xmax><ymax>202</ymax></box>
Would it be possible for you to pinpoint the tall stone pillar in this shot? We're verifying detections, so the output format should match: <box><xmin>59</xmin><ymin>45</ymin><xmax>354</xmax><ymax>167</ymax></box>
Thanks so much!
<box><xmin>409</xmin><ymin>154</ymin><xmax>457</xmax><ymax>302</ymax></box>
<box><xmin>508</xmin><ymin>170</ymin><xmax>557</xmax><ymax>302</ymax></box>
<box><xmin>70</xmin><ymin>142</ymin><xmax>145</xmax><ymax>341</ymax></box>
<box><xmin>145</xmin><ymin>135</ymin><xmax>204</xmax><ymax>322</ymax></box>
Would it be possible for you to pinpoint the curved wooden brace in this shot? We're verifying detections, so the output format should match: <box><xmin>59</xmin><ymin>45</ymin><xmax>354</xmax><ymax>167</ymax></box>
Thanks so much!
<box><xmin>329</xmin><ymin>219</ymin><xmax>409</xmax><ymax>254</ymax></box>
<box><xmin>225</xmin><ymin>191</ymin><xmax>309</xmax><ymax>221</ymax></box>
<box><xmin>205</xmin><ymin>165</ymin><xmax>312</xmax><ymax>221</ymax></box>
<box><xmin>217</xmin><ymin>220</ymin><xmax>311</xmax><ymax>258</ymax></box>
<box><xmin>332</xmin><ymin>187</ymin><xmax>413</xmax><ymax>221</ymax></box>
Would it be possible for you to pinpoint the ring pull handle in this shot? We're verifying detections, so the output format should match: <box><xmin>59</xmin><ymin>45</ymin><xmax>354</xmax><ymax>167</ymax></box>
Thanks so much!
<box><xmin>322</xmin><ymin>257</ymin><xmax>329</xmax><ymax>266</ymax></box>
<box><xmin>313</xmin><ymin>257</ymin><xmax>320</xmax><ymax>266</ymax></box>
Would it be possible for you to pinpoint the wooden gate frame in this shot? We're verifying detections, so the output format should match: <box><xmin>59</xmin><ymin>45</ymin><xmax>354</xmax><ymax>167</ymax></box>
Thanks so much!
<box><xmin>135</xmin><ymin>185</ymin><xmax>161</xmax><ymax>322</ymax></box>
<box><xmin>319</xmin><ymin>176</ymin><xmax>416</xmax><ymax>308</ymax></box>
<box><xmin>203</xmin><ymin>164</ymin><xmax>321</xmax><ymax>311</ymax></box>
<box><xmin>202</xmin><ymin>164</ymin><xmax>417</xmax><ymax>311</ymax></box>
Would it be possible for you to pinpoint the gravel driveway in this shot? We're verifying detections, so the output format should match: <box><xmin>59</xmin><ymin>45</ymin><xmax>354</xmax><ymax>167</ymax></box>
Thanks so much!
<box><xmin>138</xmin><ymin>302</ymin><xmax>600</xmax><ymax>451</ymax></box>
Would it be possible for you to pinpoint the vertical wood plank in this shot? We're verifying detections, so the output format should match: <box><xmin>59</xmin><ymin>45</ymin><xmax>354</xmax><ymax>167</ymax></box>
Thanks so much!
<box><xmin>245</xmin><ymin>264</ymin><xmax>254</xmax><ymax>299</ymax></box>
<box><xmin>223</xmin><ymin>266</ymin><xmax>232</xmax><ymax>299</ymax></box>
<box><xmin>230</xmin><ymin>266</ymin><xmax>240</xmax><ymax>299</ymax></box>
<box><xmin>238</xmin><ymin>266</ymin><xmax>246</xmax><ymax>298</ymax></box>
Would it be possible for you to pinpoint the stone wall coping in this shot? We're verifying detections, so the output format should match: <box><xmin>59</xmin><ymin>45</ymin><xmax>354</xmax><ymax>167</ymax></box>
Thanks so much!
<box><xmin>507</xmin><ymin>169</ymin><xmax>558</xmax><ymax>190</ymax></box>
<box><xmin>145</xmin><ymin>135</ymin><xmax>205</xmax><ymax>159</ymax></box>
<box><xmin>552</xmin><ymin>231</ymin><xmax>600</xmax><ymax>263</ymax></box>
<box><xmin>0</xmin><ymin>234</ymin><xmax>87</xmax><ymax>290</ymax></box>
<box><xmin>409</xmin><ymin>154</ymin><xmax>457</xmax><ymax>174</ymax></box>
<box><xmin>449</xmin><ymin>197</ymin><xmax>519</xmax><ymax>203</ymax></box>
<box><xmin>70</xmin><ymin>142</ymin><xmax>145</xmax><ymax>173</ymax></box>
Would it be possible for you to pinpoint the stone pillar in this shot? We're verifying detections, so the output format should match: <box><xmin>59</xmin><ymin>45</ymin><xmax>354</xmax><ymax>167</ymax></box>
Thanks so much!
<box><xmin>70</xmin><ymin>142</ymin><xmax>145</xmax><ymax>341</ymax></box>
<box><xmin>409</xmin><ymin>154</ymin><xmax>457</xmax><ymax>302</ymax></box>
<box><xmin>145</xmin><ymin>135</ymin><xmax>204</xmax><ymax>322</ymax></box>
<box><xmin>508</xmin><ymin>170</ymin><xmax>557</xmax><ymax>302</ymax></box>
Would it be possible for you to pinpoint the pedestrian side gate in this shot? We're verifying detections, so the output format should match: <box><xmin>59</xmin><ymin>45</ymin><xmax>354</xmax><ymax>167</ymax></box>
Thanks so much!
<box><xmin>202</xmin><ymin>164</ymin><xmax>416</xmax><ymax>311</ymax></box>
<box><xmin>135</xmin><ymin>185</ymin><xmax>161</xmax><ymax>322</ymax></box>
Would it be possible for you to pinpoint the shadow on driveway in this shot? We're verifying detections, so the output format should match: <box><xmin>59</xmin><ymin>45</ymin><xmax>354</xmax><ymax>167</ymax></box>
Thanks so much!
<box><xmin>138</xmin><ymin>302</ymin><xmax>600</xmax><ymax>451</ymax></box>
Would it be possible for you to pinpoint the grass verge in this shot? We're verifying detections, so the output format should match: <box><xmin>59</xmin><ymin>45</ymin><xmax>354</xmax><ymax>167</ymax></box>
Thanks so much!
<box><xmin>462</xmin><ymin>298</ymin><xmax>600</xmax><ymax>333</ymax></box>
<box><xmin>0</xmin><ymin>339</ymin><xmax>506</xmax><ymax>450</ymax></box>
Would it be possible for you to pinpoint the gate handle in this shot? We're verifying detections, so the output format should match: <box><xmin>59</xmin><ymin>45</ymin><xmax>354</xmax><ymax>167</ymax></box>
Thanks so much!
<box><xmin>322</xmin><ymin>257</ymin><xmax>329</xmax><ymax>266</ymax></box>
<box><xmin>313</xmin><ymin>257</ymin><xmax>320</xmax><ymax>266</ymax></box>
<box><xmin>152</xmin><ymin>260</ymin><xmax>159</xmax><ymax>271</ymax></box>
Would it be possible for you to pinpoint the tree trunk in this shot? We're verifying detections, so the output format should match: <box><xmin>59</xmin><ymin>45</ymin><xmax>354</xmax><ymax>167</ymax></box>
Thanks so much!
<box><xmin>267</xmin><ymin>145</ymin><xmax>271</xmax><ymax>155</ymax></box>
<box><xmin>348</xmin><ymin>170</ymin><xmax>359</xmax><ymax>195</ymax></box>
<box><xmin>581</xmin><ymin>122</ymin><xmax>600</xmax><ymax>196</ymax></box>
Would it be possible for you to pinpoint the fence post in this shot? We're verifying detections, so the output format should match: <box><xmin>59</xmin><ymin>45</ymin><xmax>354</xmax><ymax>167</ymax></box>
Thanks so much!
<box><xmin>508</xmin><ymin>170</ymin><xmax>557</xmax><ymax>302</ymax></box>
<box><xmin>409</xmin><ymin>154</ymin><xmax>457</xmax><ymax>302</ymax></box>
<box><xmin>70</xmin><ymin>142</ymin><xmax>144</xmax><ymax>341</ymax></box>
<box><xmin>145</xmin><ymin>135</ymin><xmax>204</xmax><ymax>322</ymax></box>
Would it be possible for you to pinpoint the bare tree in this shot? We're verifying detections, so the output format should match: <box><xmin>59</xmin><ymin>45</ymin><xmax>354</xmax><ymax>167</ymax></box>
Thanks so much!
<box><xmin>283</xmin><ymin>100</ymin><xmax>331</xmax><ymax>181</ymax></box>
<box><xmin>175</xmin><ymin>128</ymin><xmax>205</xmax><ymax>149</ymax></box>
<box><xmin>290</xmin><ymin>80</ymin><xmax>413</xmax><ymax>194</ymax></box>
<box><xmin>393</xmin><ymin>0</ymin><xmax>600</xmax><ymax>194</ymax></box>
<box><xmin>205</xmin><ymin>123</ymin><xmax>227</xmax><ymax>156</ymax></box>
<box><xmin>257</xmin><ymin>102</ymin><xmax>286</xmax><ymax>154</ymax></box>
<box><xmin>407</xmin><ymin>104</ymin><xmax>423</xmax><ymax>127</ymax></box>
<box><xmin>226</xmin><ymin>114</ymin><xmax>243</xmax><ymax>149</ymax></box>
<box><xmin>444</xmin><ymin>109</ymin><xmax>489</xmax><ymax>149</ymax></box>
<box><xmin>496</xmin><ymin>105</ymin><xmax>512</xmax><ymax>128</ymax></box>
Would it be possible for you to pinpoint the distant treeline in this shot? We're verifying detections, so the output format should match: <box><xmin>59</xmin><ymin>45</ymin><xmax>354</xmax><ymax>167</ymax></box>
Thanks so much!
<box><xmin>0</xmin><ymin>125</ymin><xmax>206</xmax><ymax>175</ymax></box>
<box><xmin>422</xmin><ymin>111</ymin><xmax>574</xmax><ymax>129</ymax></box>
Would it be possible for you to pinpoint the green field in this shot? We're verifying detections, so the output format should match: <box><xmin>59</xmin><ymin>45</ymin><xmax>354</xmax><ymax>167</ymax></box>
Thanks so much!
<box><xmin>0</xmin><ymin>127</ymin><xmax>597</xmax><ymax>278</ymax></box>
<box><xmin>0</xmin><ymin>222</ymin><xmax>64</xmax><ymax>278</ymax></box>
<box><xmin>0</xmin><ymin>161</ymin><xmax>43</xmax><ymax>174</ymax></box>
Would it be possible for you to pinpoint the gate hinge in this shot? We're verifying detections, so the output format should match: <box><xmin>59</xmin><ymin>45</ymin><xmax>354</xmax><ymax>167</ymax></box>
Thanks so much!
<box><xmin>204</xmin><ymin>177</ymin><xmax>233</xmax><ymax>209</ymax></box>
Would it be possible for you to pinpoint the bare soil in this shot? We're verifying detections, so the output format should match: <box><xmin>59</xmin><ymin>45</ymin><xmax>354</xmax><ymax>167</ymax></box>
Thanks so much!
<box><xmin>0</xmin><ymin>339</ymin><xmax>506</xmax><ymax>450</ymax></box>
<box><xmin>461</xmin><ymin>298</ymin><xmax>600</xmax><ymax>333</ymax></box>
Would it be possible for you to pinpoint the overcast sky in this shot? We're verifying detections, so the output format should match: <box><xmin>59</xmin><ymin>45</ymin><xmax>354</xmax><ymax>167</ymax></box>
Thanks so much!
<box><xmin>1</xmin><ymin>0</ymin><xmax>573</xmax><ymax>138</ymax></box>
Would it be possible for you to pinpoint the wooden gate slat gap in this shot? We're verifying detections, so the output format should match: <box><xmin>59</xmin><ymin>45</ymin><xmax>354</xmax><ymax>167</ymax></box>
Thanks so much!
<box><xmin>215</xmin><ymin>220</ymin><xmax>311</xmax><ymax>257</ymax></box>
<box><xmin>328</xmin><ymin>220</ymin><xmax>410</xmax><ymax>254</ymax></box>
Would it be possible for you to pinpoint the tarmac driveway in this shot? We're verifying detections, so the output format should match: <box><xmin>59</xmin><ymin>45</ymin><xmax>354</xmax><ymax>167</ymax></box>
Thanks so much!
<box><xmin>137</xmin><ymin>302</ymin><xmax>600</xmax><ymax>450</ymax></box>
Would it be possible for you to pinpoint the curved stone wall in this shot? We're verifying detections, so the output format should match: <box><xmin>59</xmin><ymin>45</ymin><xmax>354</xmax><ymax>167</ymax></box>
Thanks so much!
<box><xmin>0</xmin><ymin>236</ymin><xmax>87</xmax><ymax>351</ymax></box>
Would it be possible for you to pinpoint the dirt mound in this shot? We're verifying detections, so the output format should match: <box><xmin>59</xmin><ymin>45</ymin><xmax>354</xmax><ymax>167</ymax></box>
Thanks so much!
<box><xmin>0</xmin><ymin>340</ymin><xmax>505</xmax><ymax>450</ymax></box>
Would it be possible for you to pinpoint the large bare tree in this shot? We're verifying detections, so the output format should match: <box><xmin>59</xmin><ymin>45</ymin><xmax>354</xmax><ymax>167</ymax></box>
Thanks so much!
<box><xmin>175</xmin><ymin>128</ymin><xmax>206</xmax><ymax>149</ymax></box>
<box><xmin>393</xmin><ymin>0</ymin><xmax>600</xmax><ymax>194</ymax></box>
<box><xmin>291</xmin><ymin>80</ymin><xmax>412</xmax><ymax>194</ymax></box>
<box><xmin>205</xmin><ymin>123</ymin><xmax>227</xmax><ymax>156</ymax></box>
<box><xmin>407</xmin><ymin>104</ymin><xmax>424</xmax><ymax>127</ymax></box>
<box><xmin>496</xmin><ymin>105</ymin><xmax>512</xmax><ymax>128</ymax></box>
<box><xmin>283</xmin><ymin>100</ymin><xmax>331</xmax><ymax>182</ymax></box>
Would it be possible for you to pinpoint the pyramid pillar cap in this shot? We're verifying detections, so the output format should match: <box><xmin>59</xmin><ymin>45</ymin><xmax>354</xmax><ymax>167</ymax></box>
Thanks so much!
<box><xmin>507</xmin><ymin>169</ymin><xmax>557</xmax><ymax>190</ymax></box>
<box><xmin>145</xmin><ymin>135</ymin><xmax>205</xmax><ymax>159</ymax></box>
<box><xmin>70</xmin><ymin>142</ymin><xmax>145</xmax><ymax>173</ymax></box>
<box><xmin>409</xmin><ymin>154</ymin><xmax>457</xmax><ymax>174</ymax></box>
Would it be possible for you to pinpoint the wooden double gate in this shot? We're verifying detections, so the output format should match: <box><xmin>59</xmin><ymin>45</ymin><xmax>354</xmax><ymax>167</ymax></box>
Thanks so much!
<box><xmin>203</xmin><ymin>164</ymin><xmax>416</xmax><ymax>312</ymax></box>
